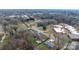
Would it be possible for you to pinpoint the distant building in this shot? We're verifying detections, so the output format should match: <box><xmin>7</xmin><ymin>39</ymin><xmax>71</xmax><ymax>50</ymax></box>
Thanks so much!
<box><xmin>9</xmin><ymin>15</ymin><xmax>16</xmax><ymax>18</ymax></box>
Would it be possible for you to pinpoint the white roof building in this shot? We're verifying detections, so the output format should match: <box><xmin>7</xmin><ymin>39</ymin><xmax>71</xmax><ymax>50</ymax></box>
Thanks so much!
<box><xmin>53</xmin><ymin>25</ymin><xmax>65</xmax><ymax>33</ymax></box>
<box><xmin>64</xmin><ymin>24</ymin><xmax>79</xmax><ymax>34</ymax></box>
<box><xmin>69</xmin><ymin>34</ymin><xmax>79</xmax><ymax>40</ymax></box>
<box><xmin>9</xmin><ymin>15</ymin><xmax>16</xmax><ymax>18</ymax></box>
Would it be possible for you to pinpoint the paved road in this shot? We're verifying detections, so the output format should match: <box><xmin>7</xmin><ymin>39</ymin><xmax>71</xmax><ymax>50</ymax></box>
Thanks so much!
<box><xmin>32</xmin><ymin>28</ymin><xmax>50</xmax><ymax>37</ymax></box>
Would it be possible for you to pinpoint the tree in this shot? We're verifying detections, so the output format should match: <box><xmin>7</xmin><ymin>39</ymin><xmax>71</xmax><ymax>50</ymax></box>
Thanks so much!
<box><xmin>42</xmin><ymin>24</ymin><xmax>47</xmax><ymax>30</ymax></box>
<box><xmin>1</xmin><ymin>30</ymin><xmax>34</xmax><ymax>50</ymax></box>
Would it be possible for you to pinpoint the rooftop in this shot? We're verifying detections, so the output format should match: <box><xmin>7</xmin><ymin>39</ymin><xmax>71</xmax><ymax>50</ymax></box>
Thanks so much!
<box><xmin>64</xmin><ymin>24</ymin><xmax>79</xmax><ymax>34</ymax></box>
<box><xmin>53</xmin><ymin>25</ymin><xmax>65</xmax><ymax>33</ymax></box>
<box><xmin>69</xmin><ymin>34</ymin><xmax>79</xmax><ymax>40</ymax></box>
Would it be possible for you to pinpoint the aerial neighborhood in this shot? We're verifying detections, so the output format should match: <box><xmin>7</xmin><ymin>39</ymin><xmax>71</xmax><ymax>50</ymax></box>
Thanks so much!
<box><xmin>0</xmin><ymin>9</ymin><xmax>79</xmax><ymax>50</ymax></box>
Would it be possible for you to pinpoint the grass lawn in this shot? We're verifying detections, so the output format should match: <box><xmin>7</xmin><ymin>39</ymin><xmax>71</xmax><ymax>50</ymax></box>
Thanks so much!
<box><xmin>31</xmin><ymin>38</ymin><xmax>38</xmax><ymax>46</ymax></box>
<box><xmin>37</xmin><ymin>43</ymin><xmax>48</xmax><ymax>49</ymax></box>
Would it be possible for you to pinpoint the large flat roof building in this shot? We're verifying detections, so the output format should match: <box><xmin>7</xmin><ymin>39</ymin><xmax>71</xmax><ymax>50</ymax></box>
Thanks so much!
<box><xmin>69</xmin><ymin>34</ymin><xmax>79</xmax><ymax>40</ymax></box>
<box><xmin>53</xmin><ymin>25</ymin><xmax>65</xmax><ymax>34</ymax></box>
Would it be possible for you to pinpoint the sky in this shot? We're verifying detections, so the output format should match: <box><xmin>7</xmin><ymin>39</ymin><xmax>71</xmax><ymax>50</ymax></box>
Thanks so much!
<box><xmin>0</xmin><ymin>0</ymin><xmax>79</xmax><ymax>9</ymax></box>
